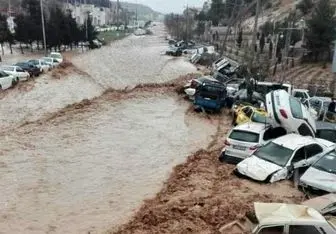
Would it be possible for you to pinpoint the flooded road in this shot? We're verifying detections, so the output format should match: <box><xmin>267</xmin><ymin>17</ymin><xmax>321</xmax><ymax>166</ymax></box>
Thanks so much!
<box><xmin>0</xmin><ymin>94</ymin><xmax>216</xmax><ymax>233</ymax></box>
<box><xmin>0</xmin><ymin>23</ymin><xmax>216</xmax><ymax>233</ymax></box>
<box><xmin>0</xmin><ymin>22</ymin><xmax>196</xmax><ymax>131</ymax></box>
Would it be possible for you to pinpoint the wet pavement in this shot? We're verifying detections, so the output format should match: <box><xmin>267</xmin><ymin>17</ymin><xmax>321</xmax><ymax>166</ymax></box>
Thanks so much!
<box><xmin>0</xmin><ymin>23</ymin><xmax>215</xmax><ymax>233</ymax></box>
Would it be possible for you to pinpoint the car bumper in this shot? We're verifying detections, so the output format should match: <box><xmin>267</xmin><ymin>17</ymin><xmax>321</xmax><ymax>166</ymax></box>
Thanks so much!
<box><xmin>218</xmin><ymin>151</ymin><xmax>245</xmax><ymax>164</ymax></box>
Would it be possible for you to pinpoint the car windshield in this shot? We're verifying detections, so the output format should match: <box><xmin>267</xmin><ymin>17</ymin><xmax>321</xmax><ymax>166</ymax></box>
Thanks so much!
<box><xmin>251</xmin><ymin>112</ymin><xmax>267</xmax><ymax>123</ymax></box>
<box><xmin>289</xmin><ymin>96</ymin><xmax>303</xmax><ymax>119</ymax></box>
<box><xmin>229</xmin><ymin>130</ymin><xmax>259</xmax><ymax>143</ymax></box>
<box><xmin>50</xmin><ymin>54</ymin><xmax>61</xmax><ymax>59</ymax></box>
<box><xmin>29</xmin><ymin>60</ymin><xmax>38</xmax><ymax>65</ymax></box>
<box><xmin>0</xmin><ymin>71</ymin><xmax>8</xmax><ymax>77</ymax></box>
<box><xmin>313</xmin><ymin>150</ymin><xmax>336</xmax><ymax>174</ymax></box>
<box><xmin>254</xmin><ymin>142</ymin><xmax>294</xmax><ymax>167</ymax></box>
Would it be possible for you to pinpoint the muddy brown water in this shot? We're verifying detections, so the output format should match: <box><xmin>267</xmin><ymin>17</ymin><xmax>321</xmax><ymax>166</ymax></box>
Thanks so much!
<box><xmin>0</xmin><ymin>23</ymin><xmax>218</xmax><ymax>233</ymax></box>
<box><xmin>0</xmin><ymin>95</ymin><xmax>216</xmax><ymax>233</ymax></box>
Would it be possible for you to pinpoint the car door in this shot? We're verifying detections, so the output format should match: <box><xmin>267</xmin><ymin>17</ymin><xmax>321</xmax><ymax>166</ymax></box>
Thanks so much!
<box><xmin>304</xmin><ymin>144</ymin><xmax>324</xmax><ymax>166</ymax></box>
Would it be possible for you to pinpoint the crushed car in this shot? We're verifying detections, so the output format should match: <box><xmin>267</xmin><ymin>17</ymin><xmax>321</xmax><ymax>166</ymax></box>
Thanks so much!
<box><xmin>300</xmin><ymin>148</ymin><xmax>336</xmax><ymax>193</ymax></box>
<box><xmin>316</xmin><ymin>121</ymin><xmax>336</xmax><ymax>143</ymax></box>
<box><xmin>219</xmin><ymin>122</ymin><xmax>286</xmax><ymax>164</ymax></box>
<box><xmin>266</xmin><ymin>89</ymin><xmax>316</xmax><ymax>137</ymax></box>
<box><xmin>235</xmin><ymin>134</ymin><xmax>335</xmax><ymax>183</ymax></box>
<box><xmin>193</xmin><ymin>80</ymin><xmax>227</xmax><ymax>112</ymax></box>
<box><xmin>219</xmin><ymin>202</ymin><xmax>336</xmax><ymax>234</ymax></box>
<box><xmin>302</xmin><ymin>193</ymin><xmax>336</xmax><ymax>216</ymax></box>
<box><xmin>232</xmin><ymin>104</ymin><xmax>268</xmax><ymax>126</ymax></box>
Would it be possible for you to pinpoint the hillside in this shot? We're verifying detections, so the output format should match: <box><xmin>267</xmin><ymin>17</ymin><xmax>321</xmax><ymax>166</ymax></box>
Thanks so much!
<box><xmin>115</xmin><ymin>1</ymin><xmax>163</xmax><ymax>21</ymax></box>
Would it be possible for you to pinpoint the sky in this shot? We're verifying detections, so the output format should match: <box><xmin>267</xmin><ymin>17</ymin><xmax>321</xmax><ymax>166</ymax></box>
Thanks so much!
<box><xmin>126</xmin><ymin>0</ymin><xmax>205</xmax><ymax>14</ymax></box>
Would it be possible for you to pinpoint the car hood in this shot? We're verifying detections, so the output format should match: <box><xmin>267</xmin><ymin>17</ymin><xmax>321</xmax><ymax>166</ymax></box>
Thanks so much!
<box><xmin>300</xmin><ymin>167</ymin><xmax>336</xmax><ymax>193</ymax></box>
<box><xmin>237</xmin><ymin>156</ymin><xmax>282</xmax><ymax>181</ymax></box>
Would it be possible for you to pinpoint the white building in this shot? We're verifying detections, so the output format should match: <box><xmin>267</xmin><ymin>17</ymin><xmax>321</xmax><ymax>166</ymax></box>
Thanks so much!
<box><xmin>67</xmin><ymin>4</ymin><xmax>112</xmax><ymax>26</ymax></box>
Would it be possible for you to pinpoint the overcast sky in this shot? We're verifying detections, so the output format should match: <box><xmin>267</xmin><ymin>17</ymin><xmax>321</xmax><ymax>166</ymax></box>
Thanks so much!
<box><xmin>126</xmin><ymin>0</ymin><xmax>205</xmax><ymax>14</ymax></box>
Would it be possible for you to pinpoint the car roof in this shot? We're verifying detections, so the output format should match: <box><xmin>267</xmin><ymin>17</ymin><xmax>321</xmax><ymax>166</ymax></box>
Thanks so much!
<box><xmin>316</xmin><ymin>121</ymin><xmax>336</xmax><ymax>130</ymax></box>
<box><xmin>232</xmin><ymin>122</ymin><xmax>270</xmax><ymax>134</ymax></box>
<box><xmin>294</xmin><ymin>88</ymin><xmax>309</xmax><ymax>92</ymax></box>
<box><xmin>254</xmin><ymin>202</ymin><xmax>326</xmax><ymax>226</ymax></box>
<box><xmin>272</xmin><ymin>134</ymin><xmax>317</xmax><ymax>150</ymax></box>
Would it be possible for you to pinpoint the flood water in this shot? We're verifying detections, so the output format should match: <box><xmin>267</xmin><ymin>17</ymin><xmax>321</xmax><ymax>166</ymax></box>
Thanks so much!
<box><xmin>0</xmin><ymin>23</ymin><xmax>216</xmax><ymax>233</ymax></box>
<box><xmin>0</xmin><ymin>95</ymin><xmax>216</xmax><ymax>233</ymax></box>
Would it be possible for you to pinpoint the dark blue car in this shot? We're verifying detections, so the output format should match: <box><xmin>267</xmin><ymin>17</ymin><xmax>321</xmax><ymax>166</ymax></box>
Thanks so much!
<box><xmin>194</xmin><ymin>81</ymin><xmax>227</xmax><ymax>112</ymax></box>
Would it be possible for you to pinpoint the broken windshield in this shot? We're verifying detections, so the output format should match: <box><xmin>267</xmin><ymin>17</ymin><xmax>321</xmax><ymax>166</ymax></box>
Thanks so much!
<box><xmin>254</xmin><ymin>142</ymin><xmax>293</xmax><ymax>167</ymax></box>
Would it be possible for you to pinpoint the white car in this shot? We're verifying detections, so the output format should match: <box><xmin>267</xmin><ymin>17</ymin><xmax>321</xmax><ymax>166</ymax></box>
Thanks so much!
<box><xmin>28</xmin><ymin>59</ymin><xmax>51</xmax><ymax>73</ymax></box>
<box><xmin>41</xmin><ymin>57</ymin><xmax>59</xmax><ymax>68</ymax></box>
<box><xmin>219</xmin><ymin>122</ymin><xmax>287</xmax><ymax>163</ymax></box>
<box><xmin>266</xmin><ymin>89</ymin><xmax>316</xmax><ymax>137</ymax></box>
<box><xmin>0</xmin><ymin>70</ymin><xmax>16</xmax><ymax>90</ymax></box>
<box><xmin>250</xmin><ymin>203</ymin><xmax>336</xmax><ymax>234</ymax></box>
<box><xmin>49</xmin><ymin>52</ymin><xmax>63</xmax><ymax>63</ymax></box>
<box><xmin>300</xmin><ymin>149</ymin><xmax>336</xmax><ymax>193</ymax></box>
<box><xmin>302</xmin><ymin>193</ymin><xmax>336</xmax><ymax>216</ymax></box>
<box><xmin>235</xmin><ymin>134</ymin><xmax>335</xmax><ymax>183</ymax></box>
<box><xmin>1</xmin><ymin>65</ymin><xmax>30</xmax><ymax>81</ymax></box>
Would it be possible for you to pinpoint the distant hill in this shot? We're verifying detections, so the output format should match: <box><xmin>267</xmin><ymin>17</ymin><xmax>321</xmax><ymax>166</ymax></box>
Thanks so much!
<box><xmin>0</xmin><ymin>0</ymin><xmax>163</xmax><ymax>21</ymax></box>
<box><xmin>113</xmin><ymin>1</ymin><xmax>163</xmax><ymax>21</ymax></box>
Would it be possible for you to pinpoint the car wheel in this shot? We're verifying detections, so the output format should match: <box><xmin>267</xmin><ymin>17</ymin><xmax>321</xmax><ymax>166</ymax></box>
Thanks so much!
<box><xmin>11</xmin><ymin>79</ymin><xmax>16</xmax><ymax>87</ymax></box>
<box><xmin>0</xmin><ymin>84</ymin><xmax>2</xmax><ymax>90</ymax></box>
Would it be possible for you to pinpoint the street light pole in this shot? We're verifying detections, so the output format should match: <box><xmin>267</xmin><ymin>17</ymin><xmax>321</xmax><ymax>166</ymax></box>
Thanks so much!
<box><xmin>40</xmin><ymin>0</ymin><xmax>47</xmax><ymax>55</ymax></box>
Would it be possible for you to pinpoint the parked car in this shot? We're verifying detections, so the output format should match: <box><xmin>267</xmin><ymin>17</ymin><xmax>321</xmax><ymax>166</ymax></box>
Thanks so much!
<box><xmin>219</xmin><ymin>122</ymin><xmax>286</xmax><ymax>164</ymax></box>
<box><xmin>223</xmin><ymin>78</ymin><xmax>244</xmax><ymax>97</ymax></box>
<box><xmin>49</xmin><ymin>52</ymin><xmax>63</xmax><ymax>63</ymax></box>
<box><xmin>235</xmin><ymin>134</ymin><xmax>335</xmax><ymax>183</ymax></box>
<box><xmin>0</xmin><ymin>65</ymin><xmax>30</xmax><ymax>81</ymax></box>
<box><xmin>302</xmin><ymin>193</ymin><xmax>336</xmax><ymax>216</ymax></box>
<box><xmin>266</xmin><ymin>90</ymin><xmax>316</xmax><ymax>137</ymax></box>
<box><xmin>41</xmin><ymin>57</ymin><xmax>59</xmax><ymax>68</ymax></box>
<box><xmin>193</xmin><ymin>80</ymin><xmax>227</xmax><ymax>111</ymax></box>
<box><xmin>0</xmin><ymin>70</ymin><xmax>17</xmax><ymax>90</ymax></box>
<box><xmin>14</xmin><ymin>62</ymin><xmax>41</xmax><ymax>77</ymax></box>
<box><xmin>300</xmin><ymin>149</ymin><xmax>336</xmax><ymax>193</ymax></box>
<box><xmin>28</xmin><ymin>59</ymin><xmax>51</xmax><ymax>73</ymax></box>
<box><xmin>232</xmin><ymin>105</ymin><xmax>268</xmax><ymax>126</ymax></box>
<box><xmin>316</xmin><ymin>121</ymin><xmax>336</xmax><ymax>143</ymax></box>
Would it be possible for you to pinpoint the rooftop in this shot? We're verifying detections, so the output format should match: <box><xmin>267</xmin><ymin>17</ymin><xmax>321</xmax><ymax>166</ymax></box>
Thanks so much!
<box><xmin>273</xmin><ymin>134</ymin><xmax>316</xmax><ymax>150</ymax></box>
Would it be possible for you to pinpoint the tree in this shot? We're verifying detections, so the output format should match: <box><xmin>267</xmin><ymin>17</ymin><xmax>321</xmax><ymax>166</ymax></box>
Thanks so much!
<box><xmin>306</xmin><ymin>0</ymin><xmax>336</xmax><ymax>61</ymax></box>
<box><xmin>237</xmin><ymin>29</ymin><xmax>243</xmax><ymax>48</ymax></box>
<box><xmin>208</xmin><ymin>0</ymin><xmax>226</xmax><ymax>26</ymax></box>
<box><xmin>259</xmin><ymin>33</ymin><xmax>265</xmax><ymax>53</ymax></box>
<box><xmin>0</xmin><ymin>14</ymin><xmax>10</xmax><ymax>57</ymax></box>
<box><xmin>22</xmin><ymin>0</ymin><xmax>42</xmax><ymax>51</ymax></box>
<box><xmin>14</xmin><ymin>14</ymin><xmax>29</xmax><ymax>54</ymax></box>
<box><xmin>297</xmin><ymin>0</ymin><xmax>314</xmax><ymax>15</ymax></box>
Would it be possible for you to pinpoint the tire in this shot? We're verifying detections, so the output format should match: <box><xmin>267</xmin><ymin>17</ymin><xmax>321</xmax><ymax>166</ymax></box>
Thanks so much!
<box><xmin>11</xmin><ymin>79</ymin><xmax>16</xmax><ymax>88</ymax></box>
<box><xmin>0</xmin><ymin>85</ymin><xmax>2</xmax><ymax>90</ymax></box>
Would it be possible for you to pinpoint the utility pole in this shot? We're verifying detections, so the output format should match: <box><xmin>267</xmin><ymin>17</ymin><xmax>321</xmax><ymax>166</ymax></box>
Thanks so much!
<box><xmin>116</xmin><ymin>0</ymin><xmax>119</xmax><ymax>30</ymax></box>
<box><xmin>186</xmin><ymin>4</ymin><xmax>189</xmax><ymax>41</ymax></box>
<box><xmin>40</xmin><ymin>0</ymin><xmax>47</xmax><ymax>55</ymax></box>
